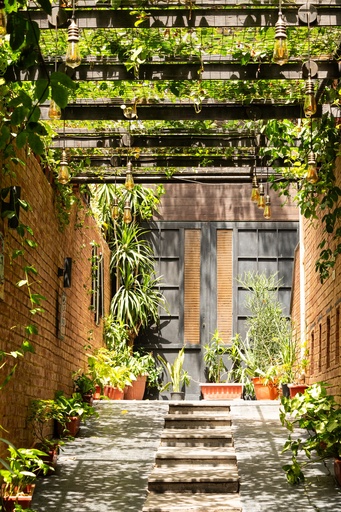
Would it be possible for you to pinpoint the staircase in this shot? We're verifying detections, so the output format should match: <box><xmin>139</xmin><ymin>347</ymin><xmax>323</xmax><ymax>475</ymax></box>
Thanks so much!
<box><xmin>143</xmin><ymin>401</ymin><xmax>242</xmax><ymax>512</ymax></box>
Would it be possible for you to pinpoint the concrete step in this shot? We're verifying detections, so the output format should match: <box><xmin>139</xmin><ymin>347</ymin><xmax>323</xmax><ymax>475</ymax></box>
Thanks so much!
<box><xmin>168</xmin><ymin>402</ymin><xmax>231</xmax><ymax>415</ymax></box>
<box><xmin>155</xmin><ymin>446</ymin><xmax>237</xmax><ymax>467</ymax></box>
<box><xmin>160</xmin><ymin>427</ymin><xmax>234</xmax><ymax>447</ymax></box>
<box><xmin>142</xmin><ymin>492</ymin><xmax>242</xmax><ymax>512</ymax></box>
<box><xmin>165</xmin><ymin>414</ymin><xmax>232</xmax><ymax>429</ymax></box>
<box><xmin>148</xmin><ymin>465</ymin><xmax>240</xmax><ymax>493</ymax></box>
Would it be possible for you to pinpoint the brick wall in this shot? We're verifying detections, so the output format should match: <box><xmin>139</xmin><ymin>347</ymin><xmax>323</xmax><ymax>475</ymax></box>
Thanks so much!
<box><xmin>0</xmin><ymin>150</ymin><xmax>110</xmax><ymax>450</ymax></box>
<box><xmin>157</xmin><ymin>183</ymin><xmax>299</xmax><ymax>222</ymax></box>
<box><xmin>291</xmin><ymin>156</ymin><xmax>341</xmax><ymax>398</ymax></box>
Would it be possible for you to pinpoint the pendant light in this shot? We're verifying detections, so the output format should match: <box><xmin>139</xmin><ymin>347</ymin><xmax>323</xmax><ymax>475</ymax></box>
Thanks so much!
<box><xmin>303</xmin><ymin>5</ymin><xmax>317</xmax><ymax>117</ymax></box>
<box><xmin>65</xmin><ymin>0</ymin><xmax>81</xmax><ymax>69</ymax></box>
<box><xmin>304</xmin><ymin>74</ymin><xmax>316</xmax><ymax>118</ymax></box>
<box><xmin>49</xmin><ymin>24</ymin><xmax>61</xmax><ymax>119</ymax></box>
<box><xmin>125</xmin><ymin>122</ymin><xmax>135</xmax><ymax>191</ymax></box>
<box><xmin>257</xmin><ymin>182</ymin><xmax>266</xmax><ymax>209</ymax></box>
<box><xmin>58</xmin><ymin>121</ymin><xmax>70</xmax><ymax>184</ymax></box>
<box><xmin>306</xmin><ymin>120</ymin><xmax>318</xmax><ymax>184</ymax></box>
<box><xmin>273</xmin><ymin>1</ymin><xmax>289</xmax><ymax>66</ymax></box>
<box><xmin>123</xmin><ymin>199</ymin><xmax>132</xmax><ymax>224</ymax></box>
<box><xmin>251</xmin><ymin>172</ymin><xmax>260</xmax><ymax>203</ymax></box>
<box><xmin>263</xmin><ymin>165</ymin><xmax>271</xmax><ymax>219</ymax></box>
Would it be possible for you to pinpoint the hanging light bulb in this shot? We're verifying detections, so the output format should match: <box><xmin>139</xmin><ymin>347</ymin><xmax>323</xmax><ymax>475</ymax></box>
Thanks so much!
<box><xmin>273</xmin><ymin>11</ymin><xmax>289</xmax><ymax>66</ymax></box>
<box><xmin>304</xmin><ymin>75</ymin><xmax>317</xmax><ymax>117</ymax></box>
<box><xmin>65</xmin><ymin>17</ymin><xmax>81</xmax><ymax>69</ymax></box>
<box><xmin>48</xmin><ymin>99</ymin><xmax>61</xmax><ymax>120</ymax></box>
<box><xmin>111</xmin><ymin>195</ymin><xmax>119</xmax><ymax>221</ymax></box>
<box><xmin>123</xmin><ymin>199</ymin><xmax>132</xmax><ymax>224</ymax></box>
<box><xmin>125</xmin><ymin>161</ymin><xmax>134</xmax><ymax>191</ymax></box>
<box><xmin>251</xmin><ymin>174</ymin><xmax>260</xmax><ymax>203</ymax></box>
<box><xmin>257</xmin><ymin>183</ymin><xmax>266</xmax><ymax>209</ymax></box>
<box><xmin>306</xmin><ymin>150</ymin><xmax>318</xmax><ymax>183</ymax></box>
<box><xmin>0</xmin><ymin>2</ymin><xmax>7</xmax><ymax>38</ymax></box>
<box><xmin>58</xmin><ymin>150</ymin><xmax>70</xmax><ymax>184</ymax></box>
<box><xmin>263</xmin><ymin>195</ymin><xmax>271</xmax><ymax>219</ymax></box>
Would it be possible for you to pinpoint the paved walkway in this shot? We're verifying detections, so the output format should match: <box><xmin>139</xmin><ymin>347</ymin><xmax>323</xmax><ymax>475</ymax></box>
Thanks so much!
<box><xmin>32</xmin><ymin>400</ymin><xmax>341</xmax><ymax>512</ymax></box>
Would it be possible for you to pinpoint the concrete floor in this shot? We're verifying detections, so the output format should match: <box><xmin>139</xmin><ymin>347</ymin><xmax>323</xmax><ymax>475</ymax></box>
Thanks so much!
<box><xmin>31</xmin><ymin>400</ymin><xmax>341</xmax><ymax>512</ymax></box>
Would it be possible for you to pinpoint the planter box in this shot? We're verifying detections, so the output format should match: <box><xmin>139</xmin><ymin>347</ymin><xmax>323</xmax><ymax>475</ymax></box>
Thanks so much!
<box><xmin>2</xmin><ymin>484</ymin><xmax>35</xmax><ymax>512</ymax></box>
<box><xmin>200</xmin><ymin>383</ymin><xmax>243</xmax><ymax>400</ymax></box>
<box><xmin>252</xmin><ymin>377</ymin><xmax>279</xmax><ymax>400</ymax></box>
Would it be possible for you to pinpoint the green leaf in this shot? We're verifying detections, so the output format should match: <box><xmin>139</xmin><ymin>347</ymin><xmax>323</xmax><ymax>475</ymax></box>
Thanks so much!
<box><xmin>26</xmin><ymin>20</ymin><xmax>40</xmax><ymax>46</ymax></box>
<box><xmin>27</xmin><ymin>121</ymin><xmax>48</xmax><ymax>136</ymax></box>
<box><xmin>23</xmin><ymin>265</ymin><xmax>38</xmax><ymax>275</ymax></box>
<box><xmin>51</xmin><ymin>84</ymin><xmax>69</xmax><ymax>109</ymax></box>
<box><xmin>0</xmin><ymin>125</ymin><xmax>10</xmax><ymax>149</ymax></box>
<box><xmin>51</xmin><ymin>71</ymin><xmax>77</xmax><ymax>90</ymax></box>
<box><xmin>27</xmin><ymin>132</ymin><xmax>44</xmax><ymax>155</ymax></box>
<box><xmin>25</xmin><ymin>239</ymin><xmax>38</xmax><ymax>248</ymax></box>
<box><xmin>16</xmin><ymin>130</ymin><xmax>28</xmax><ymax>149</ymax></box>
<box><xmin>11</xmin><ymin>106</ymin><xmax>28</xmax><ymax>125</ymax></box>
<box><xmin>25</xmin><ymin>324</ymin><xmax>38</xmax><ymax>336</ymax></box>
<box><xmin>36</xmin><ymin>0</ymin><xmax>52</xmax><ymax>15</ymax></box>
<box><xmin>34</xmin><ymin>79</ymin><xmax>50</xmax><ymax>103</ymax></box>
<box><xmin>8</xmin><ymin>13</ymin><xmax>27</xmax><ymax>51</ymax></box>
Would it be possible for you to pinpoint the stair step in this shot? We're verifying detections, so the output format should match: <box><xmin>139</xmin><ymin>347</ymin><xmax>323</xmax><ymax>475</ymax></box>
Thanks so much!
<box><xmin>168</xmin><ymin>403</ymin><xmax>231</xmax><ymax>415</ymax></box>
<box><xmin>165</xmin><ymin>414</ymin><xmax>232</xmax><ymax>428</ymax></box>
<box><xmin>161</xmin><ymin>428</ymin><xmax>233</xmax><ymax>447</ymax></box>
<box><xmin>142</xmin><ymin>492</ymin><xmax>242</xmax><ymax>512</ymax></box>
<box><xmin>155</xmin><ymin>446</ymin><xmax>237</xmax><ymax>466</ymax></box>
<box><xmin>148</xmin><ymin>465</ymin><xmax>239</xmax><ymax>493</ymax></box>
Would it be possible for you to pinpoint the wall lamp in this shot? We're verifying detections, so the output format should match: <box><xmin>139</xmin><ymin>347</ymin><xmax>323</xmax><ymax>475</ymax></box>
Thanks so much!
<box><xmin>58</xmin><ymin>257</ymin><xmax>72</xmax><ymax>287</ymax></box>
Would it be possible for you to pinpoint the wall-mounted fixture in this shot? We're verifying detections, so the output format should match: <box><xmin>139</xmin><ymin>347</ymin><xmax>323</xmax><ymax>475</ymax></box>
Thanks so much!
<box><xmin>58</xmin><ymin>257</ymin><xmax>72</xmax><ymax>287</ymax></box>
<box><xmin>1</xmin><ymin>186</ymin><xmax>21</xmax><ymax>229</ymax></box>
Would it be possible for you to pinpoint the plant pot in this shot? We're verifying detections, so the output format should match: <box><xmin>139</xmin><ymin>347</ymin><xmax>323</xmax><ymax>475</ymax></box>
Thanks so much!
<box><xmin>200</xmin><ymin>383</ymin><xmax>243</xmax><ymax>400</ymax></box>
<box><xmin>170</xmin><ymin>391</ymin><xmax>185</xmax><ymax>400</ymax></box>
<box><xmin>281</xmin><ymin>383</ymin><xmax>290</xmax><ymax>398</ymax></box>
<box><xmin>93</xmin><ymin>384</ymin><xmax>101</xmax><ymax>400</ymax></box>
<box><xmin>124</xmin><ymin>375</ymin><xmax>147</xmax><ymax>400</ymax></box>
<box><xmin>334</xmin><ymin>458</ymin><xmax>341</xmax><ymax>486</ymax></box>
<box><xmin>57</xmin><ymin>416</ymin><xmax>81</xmax><ymax>437</ymax></box>
<box><xmin>1</xmin><ymin>484</ymin><xmax>35</xmax><ymax>512</ymax></box>
<box><xmin>108</xmin><ymin>387</ymin><xmax>124</xmax><ymax>400</ymax></box>
<box><xmin>252</xmin><ymin>377</ymin><xmax>279</xmax><ymax>400</ymax></box>
<box><xmin>288</xmin><ymin>384</ymin><xmax>308</xmax><ymax>398</ymax></box>
<box><xmin>81</xmin><ymin>392</ymin><xmax>93</xmax><ymax>405</ymax></box>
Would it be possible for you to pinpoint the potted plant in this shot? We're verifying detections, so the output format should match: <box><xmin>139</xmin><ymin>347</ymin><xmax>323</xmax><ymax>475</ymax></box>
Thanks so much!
<box><xmin>280</xmin><ymin>382</ymin><xmax>341</xmax><ymax>485</ymax></box>
<box><xmin>27</xmin><ymin>399</ymin><xmax>62</xmax><ymax>472</ymax></box>
<box><xmin>235</xmin><ymin>271</ymin><xmax>293</xmax><ymax>400</ymax></box>
<box><xmin>158</xmin><ymin>347</ymin><xmax>191</xmax><ymax>400</ymax></box>
<box><xmin>72</xmin><ymin>371</ymin><xmax>95</xmax><ymax>404</ymax></box>
<box><xmin>53</xmin><ymin>391</ymin><xmax>98</xmax><ymax>438</ymax></box>
<box><xmin>200</xmin><ymin>330</ymin><xmax>244</xmax><ymax>400</ymax></box>
<box><xmin>87</xmin><ymin>347</ymin><xmax>135</xmax><ymax>399</ymax></box>
<box><xmin>0</xmin><ymin>439</ymin><xmax>51</xmax><ymax>511</ymax></box>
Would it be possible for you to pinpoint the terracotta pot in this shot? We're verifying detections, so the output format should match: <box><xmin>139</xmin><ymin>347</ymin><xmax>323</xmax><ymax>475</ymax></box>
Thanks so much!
<box><xmin>200</xmin><ymin>383</ymin><xmax>243</xmax><ymax>400</ymax></box>
<box><xmin>58</xmin><ymin>416</ymin><xmax>81</xmax><ymax>437</ymax></box>
<box><xmin>109</xmin><ymin>387</ymin><xmax>124</xmax><ymax>400</ymax></box>
<box><xmin>288</xmin><ymin>384</ymin><xmax>308</xmax><ymax>398</ymax></box>
<box><xmin>2</xmin><ymin>484</ymin><xmax>35</xmax><ymax>512</ymax></box>
<box><xmin>93</xmin><ymin>384</ymin><xmax>101</xmax><ymax>400</ymax></box>
<box><xmin>334</xmin><ymin>458</ymin><xmax>341</xmax><ymax>486</ymax></box>
<box><xmin>124</xmin><ymin>375</ymin><xmax>147</xmax><ymax>400</ymax></box>
<box><xmin>252</xmin><ymin>377</ymin><xmax>279</xmax><ymax>400</ymax></box>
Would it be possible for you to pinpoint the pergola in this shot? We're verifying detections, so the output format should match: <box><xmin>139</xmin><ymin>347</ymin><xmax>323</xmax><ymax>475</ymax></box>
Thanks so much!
<box><xmin>8</xmin><ymin>0</ymin><xmax>341</xmax><ymax>184</ymax></box>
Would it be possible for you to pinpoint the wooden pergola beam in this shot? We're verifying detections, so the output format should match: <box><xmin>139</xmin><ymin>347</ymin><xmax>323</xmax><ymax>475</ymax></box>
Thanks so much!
<box><xmin>29</xmin><ymin>6</ymin><xmax>341</xmax><ymax>29</ymax></box>
<box><xmin>40</xmin><ymin>101</ymin><xmax>320</xmax><ymax>121</ymax></box>
<box><xmin>7</xmin><ymin>60</ymin><xmax>339</xmax><ymax>82</ymax></box>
